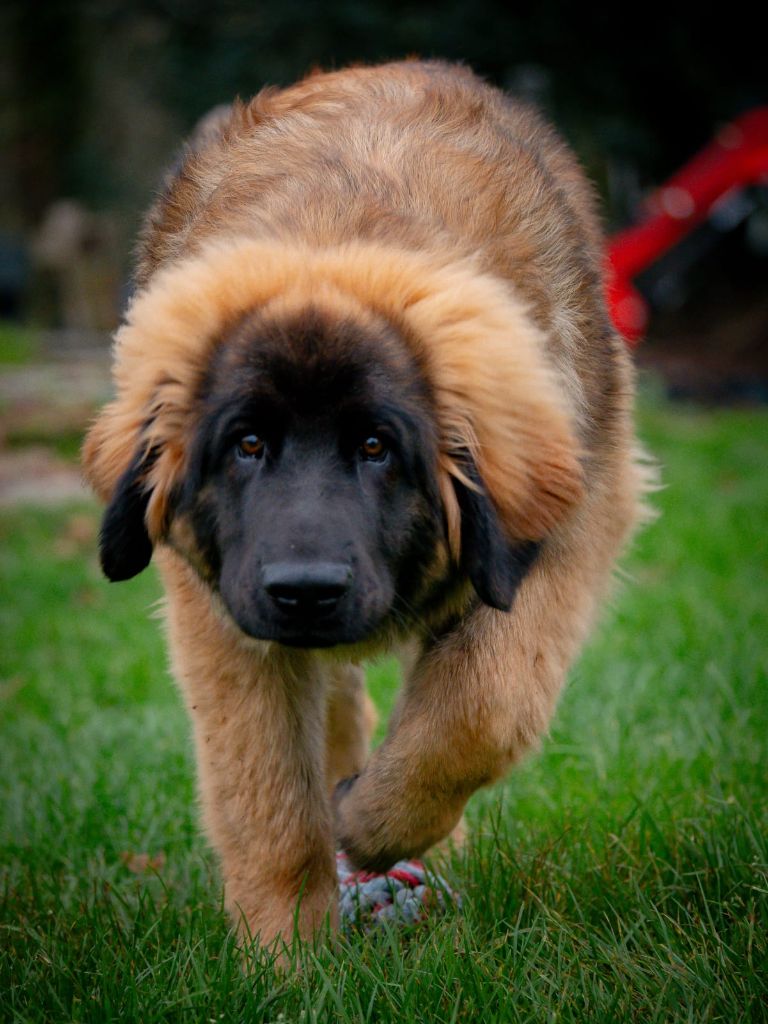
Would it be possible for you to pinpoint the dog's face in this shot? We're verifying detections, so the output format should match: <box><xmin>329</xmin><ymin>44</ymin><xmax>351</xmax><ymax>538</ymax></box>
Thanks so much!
<box><xmin>95</xmin><ymin>301</ymin><xmax>535</xmax><ymax>649</ymax></box>
<box><xmin>174</xmin><ymin>307</ymin><xmax>444</xmax><ymax>646</ymax></box>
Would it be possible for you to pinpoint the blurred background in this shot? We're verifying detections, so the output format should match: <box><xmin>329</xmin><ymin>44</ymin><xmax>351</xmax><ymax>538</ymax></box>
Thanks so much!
<box><xmin>0</xmin><ymin>0</ymin><xmax>766</xmax><ymax>502</ymax></box>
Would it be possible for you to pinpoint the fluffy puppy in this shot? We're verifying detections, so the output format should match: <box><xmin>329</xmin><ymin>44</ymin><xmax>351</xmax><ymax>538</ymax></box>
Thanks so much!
<box><xmin>83</xmin><ymin>60</ymin><xmax>646</xmax><ymax>948</ymax></box>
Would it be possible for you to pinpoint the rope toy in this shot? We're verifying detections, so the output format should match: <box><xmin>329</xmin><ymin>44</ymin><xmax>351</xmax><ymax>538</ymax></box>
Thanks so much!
<box><xmin>336</xmin><ymin>851</ymin><xmax>461</xmax><ymax>930</ymax></box>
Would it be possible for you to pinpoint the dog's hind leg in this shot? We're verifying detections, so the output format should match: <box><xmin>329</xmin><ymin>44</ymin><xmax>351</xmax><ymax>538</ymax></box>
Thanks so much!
<box><xmin>324</xmin><ymin>662</ymin><xmax>377</xmax><ymax>795</ymax></box>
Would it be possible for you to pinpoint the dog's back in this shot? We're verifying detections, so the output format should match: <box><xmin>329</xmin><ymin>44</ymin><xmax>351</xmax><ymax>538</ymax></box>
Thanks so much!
<box><xmin>139</xmin><ymin>60</ymin><xmax>626</xmax><ymax>456</ymax></box>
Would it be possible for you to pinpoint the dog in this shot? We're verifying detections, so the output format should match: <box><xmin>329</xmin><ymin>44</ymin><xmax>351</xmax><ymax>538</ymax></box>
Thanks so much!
<box><xmin>83</xmin><ymin>60</ymin><xmax>646</xmax><ymax>949</ymax></box>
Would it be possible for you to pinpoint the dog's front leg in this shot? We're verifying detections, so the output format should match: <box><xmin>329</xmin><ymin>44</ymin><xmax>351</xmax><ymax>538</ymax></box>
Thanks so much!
<box><xmin>161</xmin><ymin>558</ymin><xmax>337</xmax><ymax>950</ymax></box>
<box><xmin>334</xmin><ymin>541</ymin><xmax>603</xmax><ymax>870</ymax></box>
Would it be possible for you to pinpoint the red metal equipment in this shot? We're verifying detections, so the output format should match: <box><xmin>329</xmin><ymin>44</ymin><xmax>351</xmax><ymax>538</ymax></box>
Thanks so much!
<box><xmin>606</xmin><ymin>107</ymin><xmax>768</xmax><ymax>343</ymax></box>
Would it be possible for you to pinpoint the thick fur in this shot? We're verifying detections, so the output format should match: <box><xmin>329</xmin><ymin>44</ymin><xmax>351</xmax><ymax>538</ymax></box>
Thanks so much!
<box><xmin>83</xmin><ymin>60</ymin><xmax>647</xmax><ymax>949</ymax></box>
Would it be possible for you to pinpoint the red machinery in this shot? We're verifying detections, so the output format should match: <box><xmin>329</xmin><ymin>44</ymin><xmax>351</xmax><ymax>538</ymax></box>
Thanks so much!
<box><xmin>606</xmin><ymin>107</ymin><xmax>768</xmax><ymax>343</ymax></box>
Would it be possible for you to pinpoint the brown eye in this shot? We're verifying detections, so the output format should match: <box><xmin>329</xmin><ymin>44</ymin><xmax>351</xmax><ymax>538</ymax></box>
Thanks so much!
<box><xmin>360</xmin><ymin>435</ymin><xmax>388</xmax><ymax>461</ymax></box>
<box><xmin>236</xmin><ymin>434</ymin><xmax>265</xmax><ymax>459</ymax></box>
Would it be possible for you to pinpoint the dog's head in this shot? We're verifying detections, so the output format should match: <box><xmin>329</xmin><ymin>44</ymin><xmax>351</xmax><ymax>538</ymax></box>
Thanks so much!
<box><xmin>83</xmin><ymin>240</ymin><xmax>584</xmax><ymax>648</ymax></box>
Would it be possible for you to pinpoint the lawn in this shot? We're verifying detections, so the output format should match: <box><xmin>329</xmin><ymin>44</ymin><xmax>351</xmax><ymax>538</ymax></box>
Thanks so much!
<box><xmin>1</xmin><ymin>393</ymin><xmax>767</xmax><ymax>1022</ymax></box>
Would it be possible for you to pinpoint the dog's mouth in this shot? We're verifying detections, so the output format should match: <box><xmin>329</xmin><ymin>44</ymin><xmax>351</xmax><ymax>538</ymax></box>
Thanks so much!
<box><xmin>262</xmin><ymin>626</ymin><xmax>365</xmax><ymax>649</ymax></box>
<box><xmin>219</xmin><ymin>587</ymin><xmax>391</xmax><ymax>649</ymax></box>
<box><xmin>233</xmin><ymin>609</ymin><xmax>385</xmax><ymax>649</ymax></box>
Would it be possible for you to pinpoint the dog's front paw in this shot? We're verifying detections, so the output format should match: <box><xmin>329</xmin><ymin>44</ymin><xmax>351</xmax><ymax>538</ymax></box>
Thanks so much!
<box><xmin>332</xmin><ymin>773</ymin><xmax>403</xmax><ymax>872</ymax></box>
<box><xmin>334</xmin><ymin>770</ymin><xmax>467</xmax><ymax>872</ymax></box>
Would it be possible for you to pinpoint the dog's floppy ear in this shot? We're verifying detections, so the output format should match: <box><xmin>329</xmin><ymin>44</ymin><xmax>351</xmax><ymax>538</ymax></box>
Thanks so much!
<box><xmin>99</xmin><ymin>446</ymin><xmax>157</xmax><ymax>582</ymax></box>
<box><xmin>83</xmin><ymin>381</ymin><xmax>187</xmax><ymax>582</ymax></box>
<box><xmin>452</xmin><ymin>453</ymin><xmax>540</xmax><ymax>611</ymax></box>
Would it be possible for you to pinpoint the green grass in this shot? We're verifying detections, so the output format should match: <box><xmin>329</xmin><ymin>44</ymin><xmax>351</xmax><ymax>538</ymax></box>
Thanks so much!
<box><xmin>1</xmin><ymin>394</ymin><xmax>767</xmax><ymax>1022</ymax></box>
<box><xmin>0</xmin><ymin>324</ymin><xmax>40</xmax><ymax>366</ymax></box>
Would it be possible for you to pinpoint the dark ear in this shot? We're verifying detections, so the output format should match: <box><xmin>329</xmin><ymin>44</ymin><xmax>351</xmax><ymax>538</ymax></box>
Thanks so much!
<box><xmin>99</xmin><ymin>448</ymin><xmax>157</xmax><ymax>582</ymax></box>
<box><xmin>453</xmin><ymin>454</ymin><xmax>540</xmax><ymax>611</ymax></box>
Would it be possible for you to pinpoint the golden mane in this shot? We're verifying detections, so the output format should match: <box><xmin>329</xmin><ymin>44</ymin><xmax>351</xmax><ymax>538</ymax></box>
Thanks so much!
<box><xmin>83</xmin><ymin>237</ymin><xmax>583</xmax><ymax>550</ymax></box>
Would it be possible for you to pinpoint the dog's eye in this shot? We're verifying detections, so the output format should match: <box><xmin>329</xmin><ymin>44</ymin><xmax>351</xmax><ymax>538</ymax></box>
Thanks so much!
<box><xmin>359</xmin><ymin>435</ymin><xmax>388</xmax><ymax>461</ymax></box>
<box><xmin>236</xmin><ymin>434</ymin><xmax>265</xmax><ymax>459</ymax></box>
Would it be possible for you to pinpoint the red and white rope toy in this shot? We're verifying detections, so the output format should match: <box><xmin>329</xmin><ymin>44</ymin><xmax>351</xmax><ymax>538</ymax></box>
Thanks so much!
<box><xmin>336</xmin><ymin>851</ymin><xmax>460</xmax><ymax>930</ymax></box>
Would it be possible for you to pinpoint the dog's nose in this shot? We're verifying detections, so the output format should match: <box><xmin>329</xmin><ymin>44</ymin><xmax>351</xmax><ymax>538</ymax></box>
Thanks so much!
<box><xmin>263</xmin><ymin>561</ymin><xmax>351</xmax><ymax>615</ymax></box>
